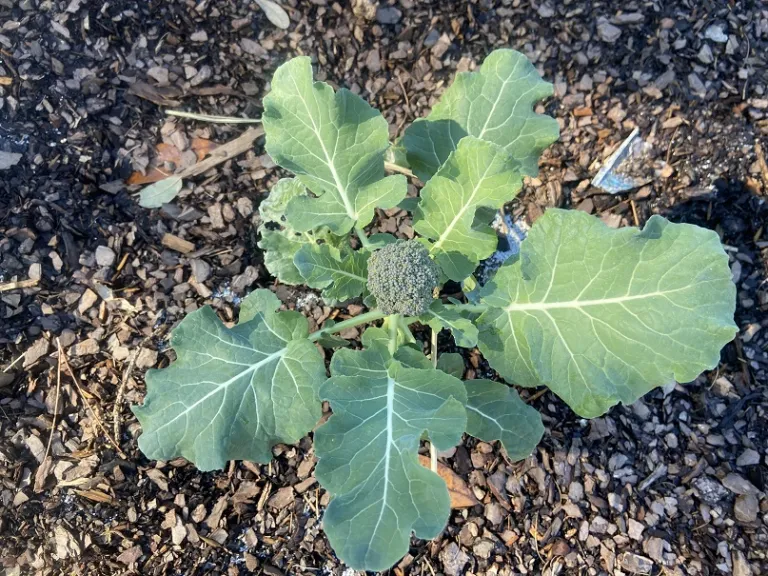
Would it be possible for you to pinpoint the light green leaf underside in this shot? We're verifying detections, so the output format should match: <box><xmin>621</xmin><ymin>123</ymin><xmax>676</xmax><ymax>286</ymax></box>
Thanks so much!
<box><xmin>402</xmin><ymin>49</ymin><xmax>560</xmax><ymax>181</ymax></box>
<box><xmin>262</xmin><ymin>56</ymin><xmax>406</xmax><ymax>234</ymax></box>
<box><xmin>315</xmin><ymin>346</ymin><xmax>467</xmax><ymax>571</ymax></box>
<box><xmin>132</xmin><ymin>290</ymin><xmax>324</xmax><ymax>471</ymax></box>
<box><xmin>294</xmin><ymin>243</ymin><xmax>369</xmax><ymax>301</ymax></box>
<box><xmin>258</xmin><ymin>227</ymin><xmax>310</xmax><ymax>285</ymax></box>
<box><xmin>464</xmin><ymin>379</ymin><xmax>544</xmax><ymax>461</ymax></box>
<box><xmin>425</xmin><ymin>301</ymin><xmax>479</xmax><ymax>348</ymax></box>
<box><xmin>414</xmin><ymin>137</ymin><xmax>523</xmax><ymax>281</ymax></box>
<box><xmin>139</xmin><ymin>176</ymin><xmax>183</xmax><ymax>208</ymax></box>
<box><xmin>477</xmin><ymin>209</ymin><xmax>737</xmax><ymax>418</ymax></box>
<box><xmin>260</xmin><ymin>177</ymin><xmax>307</xmax><ymax>224</ymax></box>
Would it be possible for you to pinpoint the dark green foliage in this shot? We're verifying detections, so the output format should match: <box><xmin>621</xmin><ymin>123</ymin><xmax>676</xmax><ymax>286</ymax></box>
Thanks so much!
<box><xmin>367</xmin><ymin>240</ymin><xmax>440</xmax><ymax>315</ymax></box>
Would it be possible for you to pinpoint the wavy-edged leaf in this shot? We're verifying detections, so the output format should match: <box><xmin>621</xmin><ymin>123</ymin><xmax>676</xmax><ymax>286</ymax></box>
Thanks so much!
<box><xmin>294</xmin><ymin>243</ymin><xmax>369</xmax><ymax>301</ymax></box>
<box><xmin>403</xmin><ymin>49</ymin><xmax>559</xmax><ymax>181</ymax></box>
<box><xmin>138</xmin><ymin>176</ymin><xmax>183</xmax><ymax>208</ymax></box>
<box><xmin>414</xmin><ymin>137</ymin><xmax>523</xmax><ymax>281</ymax></box>
<box><xmin>258</xmin><ymin>226</ymin><xmax>309</xmax><ymax>285</ymax></box>
<box><xmin>464</xmin><ymin>379</ymin><xmax>543</xmax><ymax>461</ymax></box>
<box><xmin>262</xmin><ymin>57</ymin><xmax>407</xmax><ymax>234</ymax></box>
<box><xmin>425</xmin><ymin>301</ymin><xmax>479</xmax><ymax>348</ymax></box>
<box><xmin>132</xmin><ymin>289</ymin><xmax>324</xmax><ymax>471</ymax></box>
<box><xmin>477</xmin><ymin>209</ymin><xmax>737</xmax><ymax>418</ymax></box>
<box><xmin>259</xmin><ymin>177</ymin><xmax>307</xmax><ymax>224</ymax></box>
<box><xmin>315</xmin><ymin>346</ymin><xmax>467</xmax><ymax>571</ymax></box>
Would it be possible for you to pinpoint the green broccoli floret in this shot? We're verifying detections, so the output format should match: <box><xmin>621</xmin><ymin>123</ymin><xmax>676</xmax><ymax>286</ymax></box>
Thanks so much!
<box><xmin>367</xmin><ymin>240</ymin><xmax>440</xmax><ymax>315</ymax></box>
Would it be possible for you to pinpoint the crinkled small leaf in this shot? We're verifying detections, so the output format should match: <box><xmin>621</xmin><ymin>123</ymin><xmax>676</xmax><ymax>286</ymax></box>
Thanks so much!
<box><xmin>132</xmin><ymin>289</ymin><xmax>324</xmax><ymax>471</ymax></box>
<box><xmin>437</xmin><ymin>353</ymin><xmax>465</xmax><ymax>379</ymax></box>
<box><xmin>255</xmin><ymin>0</ymin><xmax>290</xmax><ymax>29</ymax></box>
<box><xmin>402</xmin><ymin>49</ymin><xmax>559</xmax><ymax>180</ymax></box>
<box><xmin>138</xmin><ymin>176</ymin><xmax>183</xmax><ymax>208</ymax></box>
<box><xmin>425</xmin><ymin>301</ymin><xmax>479</xmax><ymax>348</ymax></box>
<box><xmin>414</xmin><ymin>137</ymin><xmax>523</xmax><ymax>281</ymax></box>
<box><xmin>294</xmin><ymin>244</ymin><xmax>369</xmax><ymax>301</ymax></box>
<box><xmin>259</xmin><ymin>178</ymin><xmax>307</xmax><ymax>224</ymax></box>
<box><xmin>477</xmin><ymin>209</ymin><xmax>737</xmax><ymax>418</ymax></box>
<box><xmin>315</xmin><ymin>346</ymin><xmax>467</xmax><ymax>571</ymax></box>
<box><xmin>257</xmin><ymin>226</ymin><xmax>309</xmax><ymax>285</ymax></box>
<box><xmin>263</xmin><ymin>57</ymin><xmax>407</xmax><ymax>234</ymax></box>
<box><xmin>464</xmin><ymin>379</ymin><xmax>543</xmax><ymax>461</ymax></box>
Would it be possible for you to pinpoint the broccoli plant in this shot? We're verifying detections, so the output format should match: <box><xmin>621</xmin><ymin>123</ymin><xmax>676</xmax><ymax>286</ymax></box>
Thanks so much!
<box><xmin>132</xmin><ymin>50</ymin><xmax>737</xmax><ymax>571</ymax></box>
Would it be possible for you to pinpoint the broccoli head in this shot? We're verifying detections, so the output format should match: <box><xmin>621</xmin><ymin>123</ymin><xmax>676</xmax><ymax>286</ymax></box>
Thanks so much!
<box><xmin>367</xmin><ymin>240</ymin><xmax>440</xmax><ymax>315</ymax></box>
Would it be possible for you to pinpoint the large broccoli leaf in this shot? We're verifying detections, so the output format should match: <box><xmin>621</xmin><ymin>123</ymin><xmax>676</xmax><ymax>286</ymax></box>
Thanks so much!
<box><xmin>477</xmin><ymin>209</ymin><xmax>737</xmax><ymax>418</ymax></box>
<box><xmin>414</xmin><ymin>137</ymin><xmax>523</xmax><ymax>281</ymax></box>
<box><xmin>424</xmin><ymin>301</ymin><xmax>479</xmax><ymax>348</ymax></box>
<box><xmin>402</xmin><ymin>49</ymin><xmax>559</xmax><ymax>181</ymax></box>
<box><xmin>464</xmin><ymin>379</ymin><xmax>543</xmax><ymax>461</ymax></box>
<box><xmin>262</xmin><ymin>57</ymin><xmax>407</xmax><ymax>234</ymax></box>
<box><xmin>132</xmin><ymin>290</ymin><xmax>324</xmax><ymax>471</ymax></box>
<box><xmin>315</xmin><ymin>345</ymin><xmax>467</xmax><ymax>571</ymax></box>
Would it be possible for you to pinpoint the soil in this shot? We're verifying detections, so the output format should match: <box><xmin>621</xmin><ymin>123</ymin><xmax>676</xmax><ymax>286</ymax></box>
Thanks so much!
<box><xmin>1</xmin><ymin>1</ymin><xmax>767</xmax><ymax>575</ymax></box>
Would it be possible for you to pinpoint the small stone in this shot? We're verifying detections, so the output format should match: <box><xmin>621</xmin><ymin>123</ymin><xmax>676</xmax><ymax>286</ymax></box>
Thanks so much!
<box><xmin>484</xmin><ymin>502</ymin><xmax>505</xmax><ymax>525</ymax></box>
<box><xmin>267</xmin><ymin>487</ymin><xmax>294</xmax><ymax>510</ymax></box>
<box><xmin>722</xmin><ymin>473</ymin><xmax>760</xmax><ymax>496</ymax></box>
<box><xmin>190</xmin><ymin>259</ymin><xmax>212</xmax><ymax>283</ymax></box>
<box><xmin>733</xmin><ymin>494</ymin><xmax>758</xmax><ymax>522</ymax></box>
<box><xmin>688</xmin><ymin>73</ymin><xmax>706</xmax><ymax>97</ymax></box>
<box><xmin>28</xmin><ymin>262</ymin><xmax>42</xmax><ymax>281</ymax></box>
<box><xmin>73</xmin><ymin>338</ymin><xmax>100</xmax><ymax>356</ymax></box>
<box><xmin>375</xmin><ymin>6</ymin><xmax>401</xmax><ymax>24</ymax></box>
<box><xmin>665</xmin><ymin>433</ymin><xmax>678</xmax><ymax>449</ymax></box>
<box><xmin>236</xmin><ymin>197</ymin><xmax>253</xmax><ymax>217</ymax></box>
<box><xmin>620</xmin><ymin>552</ymin><xmax>653</xmax><ymax>574</ymax></box>
<box><xmin>136</xmin><ymin>348</ymin><xmax>158</xmax><ymax>369</ymax></box>
<box><xmin>628</xmin><ymin>518</ymin><xmax>645</xmax><ymax>541</ymax></box>
<box><xmin>423</xmin><ymin>29</ymin><xmax>440</xmax><ymax>47</ymax></box>
<box><xmin>190</xmin><ymin>30</ymin><xmax>208</xmax><ymax>42</ymax></box>
<box><xmin>537</xmin><ymin>3</ymin><xmax>554</xmax><ymax>17</ymax></box>
<box><xmin>147</xmin><ymin>66</ymin><xmax>169</xmax><ymax>85</ymax></box>
<box><xmin>732</xmin><ymin>549</ymin><xmax>753</xmax><ymax>576</ymax></box>
<box><xmin>95</xmin><ymin>245</ymin><xmax>116</xmax><ymax>267</ymax></box>
<box><xmin>472</xmin><ymin>539</ymin><xmax>494</xmax><ymax>559</ymax></box>
<box><xmin>23</xmin><ymin>338</ymin><xmax>50</xmax><ymax>368</ymax></box>
<box><xmin>597</xmin><ymin>19</ymin><xmax>622</xmax><ymax>43</ymax></box>
<box><xmin>365</xmin><ymin>49</ymin><xmax>381</xmax><ymax>72</ymax></box>
<box><xmin>78</xmin><ymin>289</ymin><xmax>98</xmax><ymax>313</ymax></box>
<box><xmin>208</xmin><ymin>204</ymin><xmax>225</xmax><ymax>229</ymax></box>
<box><xmin>643</xmin><ymin>537</ymin><xmax>669</xmax><ymax>565</ymax></box>
<box><xmin>693</xmin><ymin>476</ymin><xmax>730</xmax><ymax>506</ymax></box>
<box><xmin>439</xmin><ymin>542</ymin><xmax>469</xmax><ymax>576</ymax></box>
<box><xmin>736</xmin><ymin>449</ymin><xmax>760</xmax><ymax>467</ymax></box>
<box><xmin>704</xmin><ymin>24</ymin><xmax>728</xmax><ymax>43</ymax></box>
<box><xmin>589</xmin><ymin>516</ymin><xmax>609</xmax><ymax>535</ymax></box>
<box><xmin>698</xmin><ymin>44</ymin><xmax>714</xmax><ymax>65</ymax></box>
<box><xmin>568</xmin><ymin>482</ymin><xmax>584</xmax><ymax>502</ymax></box>
<box><xmin>241</xmin><ymin>38</ymin><xmax>266</xmax><ymax>57</ymax></box>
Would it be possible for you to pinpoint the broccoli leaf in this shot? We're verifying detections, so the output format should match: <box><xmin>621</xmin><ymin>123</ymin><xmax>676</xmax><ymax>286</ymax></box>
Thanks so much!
<box><xmin>294</xmin><ymin>243</ymin><xmax>369</xmax><ymax>301</ymax></box>
<box><xmin>131</xmin><ymin>290</ymin><xmax>324</xmax><ymax>471</ymax></box>
<box><xmin>436</xmin><ymin>352</ymin><xmax>465</xmax><ymax>379</ymax></box>
<box><xmin>464</xmin><ymin>380</ymin><xmax>544</xmax><ymax>461</ymax></box>
<box><xmin>414</xmin><ymin>137</ymin><xmax>523</xmax><ymax>281</ymax></box>
<box><xmin>315</xmin><ymin>345</ymin><xmax>467</xmax><ymax>571</ymax></box>
<box><xmin>477</xmin><ymin>209</ymin><xmax>737</xmax><ymax>418</ymax></box>
<box><xmin>258</xmin><ymin>226</ymin><xmax>309</xmax><ymax>285</ymax></box>
<box><xmin>402</xmin><ymin>49</ymin><xmax>559</xmax><ymax>181</ymax></box>
<box><xmin>425</xmin><ymin>301</ymin><xmax>479</xmax><ymax>348</ymax></box>
<box><xmin>262</xmin><ymin>57</ymin><xmax>407</xmax><ymax>234</ymax></box>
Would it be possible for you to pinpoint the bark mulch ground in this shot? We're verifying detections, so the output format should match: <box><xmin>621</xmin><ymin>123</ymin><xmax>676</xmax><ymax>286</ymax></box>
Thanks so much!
<box><xmin>1</xmin><ymin>1</ymin><xmax>767</xmax><ymax>575</ymax></box>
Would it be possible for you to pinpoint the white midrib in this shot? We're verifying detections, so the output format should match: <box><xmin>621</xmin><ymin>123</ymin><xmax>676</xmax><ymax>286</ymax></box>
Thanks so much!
<box><xmin>370</xmin><ymin>377</ymin><xmax>396</xmax><ymax>543</ymax></box>
<box><xmin>291</xmin><ymin>76</ymin><xmax>356</xmax><ymax>220</ymax></box>
<box><xmin>150</xmin><ymin>349</ymin><xmax>285</xmax><ymax>436</ymax></box>
<box><xmin>431</xmin><ymin>161</ymin><xmax>495</xmax><ymax>252</ymax></box>
<box><xmin>504</xmin><ymin>286</ymin><xmax>689</xmax><ymax>312</ymax></box>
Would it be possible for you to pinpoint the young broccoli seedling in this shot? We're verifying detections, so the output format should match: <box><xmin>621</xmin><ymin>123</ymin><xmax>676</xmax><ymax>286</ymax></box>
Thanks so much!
<box><xmin>132</xmin><ymin>50</ymin><xmax>737</xmax><ymax>572</ymax></box>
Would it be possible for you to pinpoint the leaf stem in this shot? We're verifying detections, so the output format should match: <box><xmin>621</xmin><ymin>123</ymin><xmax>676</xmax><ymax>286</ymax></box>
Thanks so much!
<box><xmin>429</xmin><ymin>328</ymin><xmax>439</xmax><ymax>474</ymax></box>
<box><xmin>446</xmin><ymin>303</ymin><xmax>488</xmax><ymax>315</ymax></box>
<box><xmin>354</xmin><ymin>225</ymin><xmax>373</xmax><ymax>249</ymax></box>
<box><xmin>386</xmin><ymin>314</ymin><xmax>401</xmax><ymax>355</ymax></box>
<box><xmin>307</xmin><ymin>310</ymin><xmax>388</xmax><ymax>343</ymax></box>
<box><xmin>384</xmin><ymin>161</ymin><xmax>416</xmax><ymax>179</ymax></box>
<box><xmin>166</xmin><ymin>110</ymin><xmax>263</xmax><ymax>124</ymax></box>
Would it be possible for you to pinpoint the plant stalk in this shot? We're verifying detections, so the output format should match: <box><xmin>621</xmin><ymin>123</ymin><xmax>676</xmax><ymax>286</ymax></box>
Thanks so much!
<box><xmin>307</xmin><ymin>310</ymin><xmax>388</xmax><ymax>343</ymax></box>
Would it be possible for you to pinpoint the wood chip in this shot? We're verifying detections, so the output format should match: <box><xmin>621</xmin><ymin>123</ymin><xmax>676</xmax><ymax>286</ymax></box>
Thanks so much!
<box><xmin>161</xmin><ymin>233</ymin><xmax>195</xmax><ymax>254</ymax></box>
